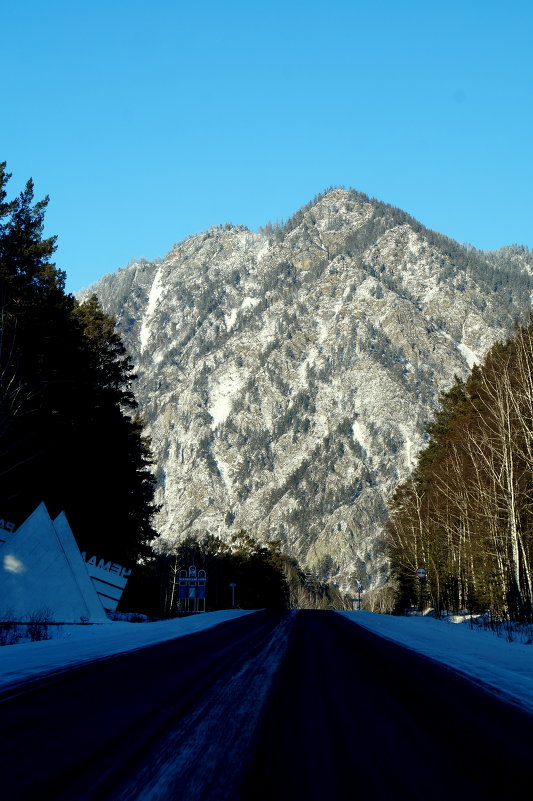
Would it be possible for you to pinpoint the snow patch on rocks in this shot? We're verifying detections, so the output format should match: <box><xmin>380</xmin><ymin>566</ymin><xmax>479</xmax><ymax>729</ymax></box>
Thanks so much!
<box><xmin>140</xmin><ymin>266</ymin><xmax>164</xmax><ymax>351</ymax></box>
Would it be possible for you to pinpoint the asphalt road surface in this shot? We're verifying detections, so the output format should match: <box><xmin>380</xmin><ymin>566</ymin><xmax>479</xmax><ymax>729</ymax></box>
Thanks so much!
<box><xmin>1</xmin><ymin>610</ymin><xmax>532</xmax><ymax>801</ymax></box>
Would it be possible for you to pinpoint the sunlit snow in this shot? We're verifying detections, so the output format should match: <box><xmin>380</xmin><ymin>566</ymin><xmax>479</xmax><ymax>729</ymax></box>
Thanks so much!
<box><xmin>225</xmin><ymin>308</ymin><xmax>238</xmax><ymax>331</ymax></box>
<box><xmin>225</xmin><ymin>297</ymin><xmax>259</xmax><ymax>332</ymax></box>
<box><xmin>241</xmin><ymin>296</ymin><xmax>259</xmax><ymax>311</ymax></box>
<box><xmin>0</xmin><ymin>611</ymin><xmax>254</xmax><ymax>691</ymax></box>
<box><xmin>352</xmin><ymin>419</ymin><xmax>368</xmax><ymax>453</ymax></box>
<box><xmin>441</xmin><ymin>331</ymin><xmax>479</xmax><ymax>370</ymax></box>
<box><xmin>399</xmin><ymin>424</ymin><xmax>416</xmax><ymax>468</ymax></box>
<box><xmin>457</xmin><ymin>342</ymin><xmax>478</xmax><ymax>369</ymax></box>
<box><xmin>139</xmin><ymin>266</ymin><xmax>164</xmax><ymax>351</ymax></box>
<box><xmin>340</xmin><ymin>612</ymin><xmax>533</xmax><ymax>712</ymax></box>
<box><xmin>318</xmin><ymin>318</ymin><xmax>329</xmax><ymax>344</ymax></box>
<box><xmin>3</xmin><ymin>554</ymin><xmax>26</xmax><ymax>574</ymax></box>
<box><xmin>3</xmin><ymin>610</ymin><xmax>533</xmax><ymax>717</ymax></box>
<box><xmin>298</xmin><ymin>346</ymin><xmax>319</xmax><ymax>379</ymax></box>
<box><xmin>210</xmin><ymin>367</ymin><xmax>245</xmax><ymax>428</ymax></box>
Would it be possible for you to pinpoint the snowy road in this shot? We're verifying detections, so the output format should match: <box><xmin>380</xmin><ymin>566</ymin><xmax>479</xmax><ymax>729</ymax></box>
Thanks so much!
<box><xmin>1</xmin><ymin>611</ymin><xmax>532</xmax><ymax>800</ymax></box>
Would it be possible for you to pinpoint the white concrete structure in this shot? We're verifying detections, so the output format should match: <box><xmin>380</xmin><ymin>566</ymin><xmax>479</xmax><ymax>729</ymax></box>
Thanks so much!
<box><xmin>81</xmin><ymin>556</ymin><xmax>131</xmax><ymax>613</ymax></box>
<box><xmin>0</xmin><ymin>503</ymin><xmax>108</xmax><ymax>623</ymax></box>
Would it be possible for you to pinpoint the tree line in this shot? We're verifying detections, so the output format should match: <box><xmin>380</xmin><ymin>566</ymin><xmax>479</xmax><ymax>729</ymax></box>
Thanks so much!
<box><xmin>387</xmin><ymin>322</ymin><xmax>533</xmax><ymax>620</ymax></box>
<box><xmin>0</xmin><ymin>162</ymin><xmax>157</xmax><ymax>565</ymax></box>
<box><xmin>123</xmin><ymin>530</ymin><xmax>351</xmax><ymax>615</ymax></box>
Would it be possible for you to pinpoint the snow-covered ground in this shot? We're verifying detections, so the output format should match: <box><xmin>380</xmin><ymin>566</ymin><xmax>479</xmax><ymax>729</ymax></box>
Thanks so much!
<box><xmin>339</xmin><ymin>611</ymin><xmax>533</xmax><ymax>712</ymax></box>
<box><xmin>2</xmin><ymin>609</ymin><xmax>532</xmax><ymax>715</ymax></box>
<box><xmin>0</xmin><ymin>610</ymin><xmax>253</xmax><ymax>692</ymax></box>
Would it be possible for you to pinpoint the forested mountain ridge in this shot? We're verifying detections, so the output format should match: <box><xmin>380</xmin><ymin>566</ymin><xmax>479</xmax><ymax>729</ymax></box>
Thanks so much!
<box><xmin>82</xmin><ymin>188</ymin><xmax>532</xmax><ymax>594</ymax></box>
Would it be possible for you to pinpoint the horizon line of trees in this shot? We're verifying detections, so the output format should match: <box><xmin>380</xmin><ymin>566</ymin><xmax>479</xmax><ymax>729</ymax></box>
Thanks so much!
<box><xmin>387</xmin><ymin>321</ymin><xmax>533</xmax><ymax>620</ymax></box>
<box><xmin>124</xmin><ymin>530</ymin><xmax>353</xmax><ymax>615</ymax></box>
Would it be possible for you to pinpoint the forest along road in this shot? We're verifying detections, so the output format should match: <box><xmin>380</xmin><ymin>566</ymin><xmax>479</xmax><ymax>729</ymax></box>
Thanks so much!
<box><xmin>1</xmin><ymin>612</ymin><xmax>532</xmax><ymax>801</ymax></box>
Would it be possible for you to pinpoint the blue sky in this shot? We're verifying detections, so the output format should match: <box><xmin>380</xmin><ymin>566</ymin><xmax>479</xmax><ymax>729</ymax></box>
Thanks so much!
<box><xmin>3</xmin><ymin>0</ymin><xmax>532</xmax><ymax>293</ymax></box>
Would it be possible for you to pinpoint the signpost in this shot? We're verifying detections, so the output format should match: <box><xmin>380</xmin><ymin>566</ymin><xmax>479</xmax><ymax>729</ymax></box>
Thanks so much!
<box><xmin>177</xmin><ymin>566</ymin><xmax>207</xmax><ymax>613</ymax></box>
<box><xmin>416</xmin><ymin>568</ymin><xmax>426</xmax><ymax>613</ymax></box>
<box><xmin>351</xmin><ymin>582</ymin><xmax>363</xmax><ymax>611</ymax></box>
<box><xmin>229</xmin><ymin>582</ymin><xmax>236</xmax><ymax>608</ymax></box>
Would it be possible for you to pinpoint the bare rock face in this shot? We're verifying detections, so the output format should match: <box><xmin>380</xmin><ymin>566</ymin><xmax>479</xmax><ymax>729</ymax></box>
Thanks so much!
<box><xmin>82</xmin><ymin>189</ymin><xmax>532</xmax><ymax>591</ymax></box>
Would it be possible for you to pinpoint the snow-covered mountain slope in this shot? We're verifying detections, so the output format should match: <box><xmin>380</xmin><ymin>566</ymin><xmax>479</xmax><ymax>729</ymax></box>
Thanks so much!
<box><xmin>82</xmin><ymin>189</ymin><xmax>532</xmax><ymax>592</ymax></box>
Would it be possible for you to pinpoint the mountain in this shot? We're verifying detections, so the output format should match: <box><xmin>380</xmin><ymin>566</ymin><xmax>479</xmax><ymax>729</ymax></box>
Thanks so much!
<box><xmin>81</xmin><ymin>188</ymin><xmax>532</xmax><ymax>593</ymax></box>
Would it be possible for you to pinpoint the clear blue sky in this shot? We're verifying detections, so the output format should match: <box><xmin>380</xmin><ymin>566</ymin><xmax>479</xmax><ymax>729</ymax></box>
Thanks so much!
<box><xmin>3</xmin><ymin>0</ymin><xmax>532</xmax><ymax>293</ymax></box>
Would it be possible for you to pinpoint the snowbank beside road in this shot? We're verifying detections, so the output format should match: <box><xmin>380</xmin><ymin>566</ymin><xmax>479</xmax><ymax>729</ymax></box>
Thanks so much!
<box><xmin>339</xmin><ymin>611</ymin><xmax>533</xmax><ymax>712</ymax></box>
<box><xmin>0</xmin><ymin>610</ymin><xmax>254</xmax><ymax>692</ymax></box>
<box><xmin>3</xmin><ymin>608</ymin><xmax>533</xmax><ymax>714</ymax></box>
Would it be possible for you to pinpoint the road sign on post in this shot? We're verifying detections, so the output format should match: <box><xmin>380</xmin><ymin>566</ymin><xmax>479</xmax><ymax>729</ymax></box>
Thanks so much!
<box><xmin>197</xmin><ymin>570</ymin><xmax>207</xmax><ymax>611</ymax></box>
<box><xmin>351</xmin><ymin>582</ymin><xmax>363</xmax><ymax>611</ymax></box>
<box><xmin>177</xmin><ymin>566</ymin><xmax>207</xmax><ymax>612</ymax></box>
<box><xmin>229</xmin><ymin>582</ymin><xmax>236</xmax><ymax>608</ymax></box>
<box><xmin>416</xmin><ymin>568</ymin><xmax>427</xmax><ymax>613</ymax></box>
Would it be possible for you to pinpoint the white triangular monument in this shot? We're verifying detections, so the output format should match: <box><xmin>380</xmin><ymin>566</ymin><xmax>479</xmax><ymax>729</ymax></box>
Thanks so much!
<box><xmin>0</xmin><ymin>503</ymin><xmax>108</xmax><ymax>623</ymax></box>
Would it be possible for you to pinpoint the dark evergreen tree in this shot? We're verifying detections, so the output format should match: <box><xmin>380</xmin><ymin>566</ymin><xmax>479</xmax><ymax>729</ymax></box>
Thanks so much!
<box><xmin>0</xmin><ymin>162</ymin><xmax>157</xmax><ymax>565</ymax></box>
<box><xmin>128</xmin><ymin>530</ymin><xmax>351</xmax><ymax>617</ymax></box>
<box><xmin>66</xmin><ymin>295</ymin><xmax>158</xmax><ymax>563</ymax></box>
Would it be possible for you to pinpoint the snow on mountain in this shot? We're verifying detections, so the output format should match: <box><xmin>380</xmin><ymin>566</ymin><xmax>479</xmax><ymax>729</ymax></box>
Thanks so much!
<box><xmin>81</xmin><ymin>189</ymin><xmax>532</xmax><ymax>593</ymax></box>
<box><xmin>139</xmin><ymin>265</ymin><xmax>164</xmax><ymax>351</ymax></box>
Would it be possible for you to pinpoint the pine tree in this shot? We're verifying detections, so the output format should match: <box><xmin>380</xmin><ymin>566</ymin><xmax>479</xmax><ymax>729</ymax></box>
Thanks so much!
<box><xmin>0</xmin><ymin>163</ymin><xmax>157</xmax><ymax>565</ymax></box>
<box><xmin>65</xmin><ymin>294</ymin><xmax>158</xmax><ymax>563</ymax></box>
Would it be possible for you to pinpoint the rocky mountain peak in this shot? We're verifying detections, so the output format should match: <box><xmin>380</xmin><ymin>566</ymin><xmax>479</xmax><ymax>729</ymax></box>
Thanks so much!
<box><xmin>81</xmin><ymin>189</ymin><xmax>532</xmax><ymax>592</ymax></box>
